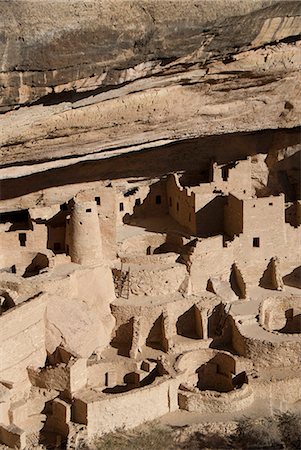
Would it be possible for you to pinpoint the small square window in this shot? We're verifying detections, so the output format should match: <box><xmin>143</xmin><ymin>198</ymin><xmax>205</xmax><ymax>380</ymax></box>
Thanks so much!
<box><xmin>86</xmin><ymin>208</ymin><xmax>92</xmax><ymax>213</ymax></box>
<box><xmin>155</xmin><ymin>195</ymin><xmax>161</xmax><ymax>205</ymax></box>
<box><xmin>135</xmin><ymin>198</ymin><xmax>141</xmax><ymax>206</ymax></box>
<box><xmin>119</xmin><ymin>202</ymin><xmax>124</xmax><ymax>212</ymax></box>
<box><xmin>253</xmin><ymin>237</ymin><xmax>260</xmax><ymax>247</ymax></box>
<box><xmin>95</xmin><ymin>196</ymin><xmax>101</xmax><ymax>206</ymax></box>
<box><xmin>269</xmin><ymin>202</ymin><xmax>273</xmax><ymax>206</ymax></box>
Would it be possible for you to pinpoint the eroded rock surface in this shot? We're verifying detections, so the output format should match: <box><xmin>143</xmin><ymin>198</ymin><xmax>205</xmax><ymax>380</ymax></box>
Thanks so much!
<box><xmin>0</xmin><ymin>0</ymin><xmax>300</xmax><ymax>172</ymax></box>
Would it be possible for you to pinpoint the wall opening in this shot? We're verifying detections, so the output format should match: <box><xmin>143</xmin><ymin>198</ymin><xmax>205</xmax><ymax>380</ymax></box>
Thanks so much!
<box><xmin>221</xmin><ymin>166</ymin><xmax>229</xmax><ymax>181</ymax></box>
<box><xmin>119</xmin><ymin>202</ymin><xmax>124</xmax><ymax>212</ymax></box>
<box><xmin>135</xmin><ymin>198</ymin><xmax>141</xmax><ymax>206</ymax></box>
<box><xmin>86</xmin><ymin>208</ymin><xmax>92</xmax><ymax>213</ymax></box>
<box><xmin>155</xmin><ymin>195</ymin><xmax>162</xmax><ymax>205</ymax></box>
<box><xmin>19</xmin><ymin>232</ymin><xmax>27</xmax><ymax>247</ymax></box>
<box><xmin>95</xmin><ymin>196</ymin><xmax>101</xmax><ymax>205</ymax></box>
<box><xmin>176</xmin><ymin>202</ymin><xmax>179</xmax><ymax>212</ymax></box>
<box><xmin>169</xmin><ymin>197</ymin><xmax>172</xmax><ymax>207</ymax></box>
<box><xmin>253</xmin><ymin>237</ymin><xmax>260</xmax><ymax>247</ymax></box>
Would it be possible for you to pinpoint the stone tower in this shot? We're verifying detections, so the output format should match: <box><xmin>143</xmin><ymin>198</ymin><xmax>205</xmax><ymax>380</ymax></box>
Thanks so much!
<box><xmin>69</xmin><ymin>198</ymin><xmax>102</xmax><ymax>265</ymax></box>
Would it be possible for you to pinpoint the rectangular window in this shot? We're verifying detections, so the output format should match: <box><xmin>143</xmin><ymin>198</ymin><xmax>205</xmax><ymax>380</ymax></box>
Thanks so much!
<box><xmin>269</xmin><ymin>202</ymin><xmax>273</xmax><ymax>206</ymax></box>
<box><xmin>221</xmin><ymin>166</ymin><xmax>229</xmax><ymax>181</ymax></box>
<box><xmin>86</xmin><ymin>208</ymin><xmax>92</xmax><ymax>213</ymax></box>
<box><xmin>119</xmin><ymin>202</ymin><xmax>124</xmax><ymax>212</ymax></box>
<box><xmin>135</xmin><ymin>198</ymin><xmax>141</xmax><ymax>206</ymax></box>
<box><xmin>253</xmin><ymin>237</ymin><xmax>260</xmax><ymax>248</ymax></box>
<box><xmin>19</xmin><ymin>233</ymin><xmax>26</xmax><ymax>247</ymax></box>
<box><xmin>155</xmin><ymin>195</ymin><xmax>161</xmax><ymax>205</ymax></box>
<box><xmin>95</xmin><ymin>196</ymin><xmax>101</xmax><ymax>206</ymax></box>
<box><xmin>60</xmin><ymin>203</ymin><xmax>68</xmax><ymax>211</ymax></box>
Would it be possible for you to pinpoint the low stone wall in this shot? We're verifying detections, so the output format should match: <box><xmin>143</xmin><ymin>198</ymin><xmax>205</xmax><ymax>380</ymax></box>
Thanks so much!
<box><xmin>0</xmin><ymin>293</ymin><xmax>47</xmax><ymax>384</ymax></box>
<box><xmin>73</xmin><ymin>377</ymin><xmax>179</xmax><ymax>437</ymax></box>
<box><xmin>179</xmin><ymin>384</ymin><xmax>254</xmax><ymax>413</ymax></box>
<box><xmin>253</xmin><ymin>376</ymin><xmax>301</xmax><ymax>406</ymax></box>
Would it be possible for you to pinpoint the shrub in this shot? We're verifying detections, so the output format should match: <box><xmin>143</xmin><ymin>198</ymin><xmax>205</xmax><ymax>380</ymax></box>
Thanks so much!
<box><xmin>236</xmin><ymin>416</ymin><xmax>283</xmax><ymax>449</ymax></box>
<box><xmin>92</xmin><ymin>425</ymin><xmax>176</xmax><ymax>450</ymax></box>
<box><xmin>277</xmin><ymin>411</ymin><xmax>301</xmax><ymax>449</ymax></box>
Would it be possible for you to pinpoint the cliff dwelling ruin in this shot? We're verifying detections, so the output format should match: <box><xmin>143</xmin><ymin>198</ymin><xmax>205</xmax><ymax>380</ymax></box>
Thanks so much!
<box><xmin>0</xmin><ymin>1</ymin><xmax>300</xmax><ymax>449</ymax></box>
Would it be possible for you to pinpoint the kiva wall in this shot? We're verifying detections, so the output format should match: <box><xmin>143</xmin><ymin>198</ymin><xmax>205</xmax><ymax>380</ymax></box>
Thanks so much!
<box><xmin>74</xmin><ymin>377</ymin><xmax>179</xmax><ymax>437</ymax></box>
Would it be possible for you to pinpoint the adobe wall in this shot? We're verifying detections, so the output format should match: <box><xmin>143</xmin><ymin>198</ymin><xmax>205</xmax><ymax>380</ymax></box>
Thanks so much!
<box><xmin>242</xmin><ymin>195</ymin><xmax>286</xmax><ymax>253</ymax></box>
<box><xmin>166</xmin><ymin>175</ymin><xmax>196</xmax><ymax>234</ymax></box>
<box><xmin>259</xmin><ymin>296</ymin><xmax>301</xmax><ymax>332</ymax></box>
<box><xmin>0</xmin><ymin>293</ymin><xmax>47</xmax><ymax>384</ymax></box>
<box><xmin>212</xmin><ymin>159</ymin><xmax>252</xmax><ymax>196</ymax></box>
<box><xmin>236</xmin><ymin>331</ymin><xmax>301</xmax><ymax>370</ymax></box>
<box><xmin>179</xmin><ymin>384</ymin><xmax>254</xmax><ymax>413</ymax></box>
<box><xmin>129</xmin><ymin>262</ymin><xmax>187</xmax><ymax>297</ymax></box>
<box><xmin>118</xmin><ymin>232</ymin><xmax>167</xmax><ymax>257</ymax></box>
<box><xmin>116</xmin><ymin>184</ymin><xmax>150</xmax><ymax>224</ymax></box>
<box><xmin>111</xmin><ymin>296</ymin><xmax>220</xmax><ymax>357</ymax></box>
<box><xmin>189</xmin><ymin>236</ymin><xmax>233</xmax><ymax>293</ymax></box>
<box><xmin>253</xmin><ymin>376</ymin><xmax>301</xmax><ymax>406</ymax></box>
<box><xmin>0</xmin><ymin>224</ymin><xmax>48</xmax><ymax>271</ymax></box>
<box><xmin>74</xmin><ymin>377</ymin><xmax>179</xmax><ymax>437</ymax></box>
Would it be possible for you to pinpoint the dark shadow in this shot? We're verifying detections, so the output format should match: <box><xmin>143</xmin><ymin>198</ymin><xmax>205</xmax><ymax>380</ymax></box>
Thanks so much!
<box><xmin>1</xmin><ymin>127</ymin><xmax>300</xmax><ymax>200</ymax></box>
<box><xmin>208</xmin><ymin>303</ymin><xmax>226</xmax><ymax>338</ymax></box>
<box><xmin>179</xmin><ymin>165</ymin><xmax>212</xmax><ymax>187</ymax></box>
<box><xmin>176</xmin><ymin>305</ymin><xmax>203</xmax><ymax>339</ymax></box>
<box><xmin>195</xmin><ymin>195</ymin><xmax>226</xmax><ymax>237</ymax></box>
<box><xmin>146</xmin><ymin>314</ymin><xmax>168</xmax><ymax>352</ymax></box>
<box><xmin>22</xmin><ymin>253</ymin><xmax>49</xmax><ymax>278</ymax></box>
<box><xmin>103</xmin><ymin>366</ymin><xmax>160</xmax><ymax>394</ymax></box>
<box><xmin>0</xmin><ymin>209</ymin><xmax>33</xmax><ymax>231</ymax></box>
<box><xmin>266</xmin><ymin>149</ymin><xmax>301</xmax><ymax>202</ymax></box>
<box><xmin>230</xmin><ymin>263</ymin><xmax>246</xmax><ymax>299</ymax></box>
<box><xmin>283</xmin><ymin>266</ymin><xmax>301</xmax><ymax>289</ymax></box>
<box><xmin>110</xmin><ymin>318</ymin><xmax>134</xmax><ymax>357</ymax></box>
<box><xmin>285</xmin><ymin>202</ymin><xmax>301</xmax><ymax>227</ymax></box>
<box><xmin>278</xmin><ymin>309</ymin><xmax>301</xmax><ymax>334</ymax></box>
<box><xmin>259</xmin><ymin>259</ymin><xmax>275</xmax><ymax>290</ymax></box>
<box><xmin>153</xmin><ymin>233</ymin><xmax>184</xmax><ymax>254</ymax></box>
<box><xmin>0</xmin><ymin>291</ymin><xmax>15</xmax><ymax>313</ymax></box>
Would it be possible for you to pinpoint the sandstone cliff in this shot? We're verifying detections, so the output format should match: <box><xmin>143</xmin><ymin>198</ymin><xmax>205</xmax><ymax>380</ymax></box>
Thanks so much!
<box><xmin>0</xmin><ymin>1</ymin><xmax>300</xmax><ymax>183</ymax></box>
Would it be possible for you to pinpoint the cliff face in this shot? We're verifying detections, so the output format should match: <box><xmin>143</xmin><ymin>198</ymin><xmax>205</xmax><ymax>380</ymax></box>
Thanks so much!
<box><xmin>0</xmin><ymin>0</ymin><xmax>300</xmax><ymax>176</ymax></box>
